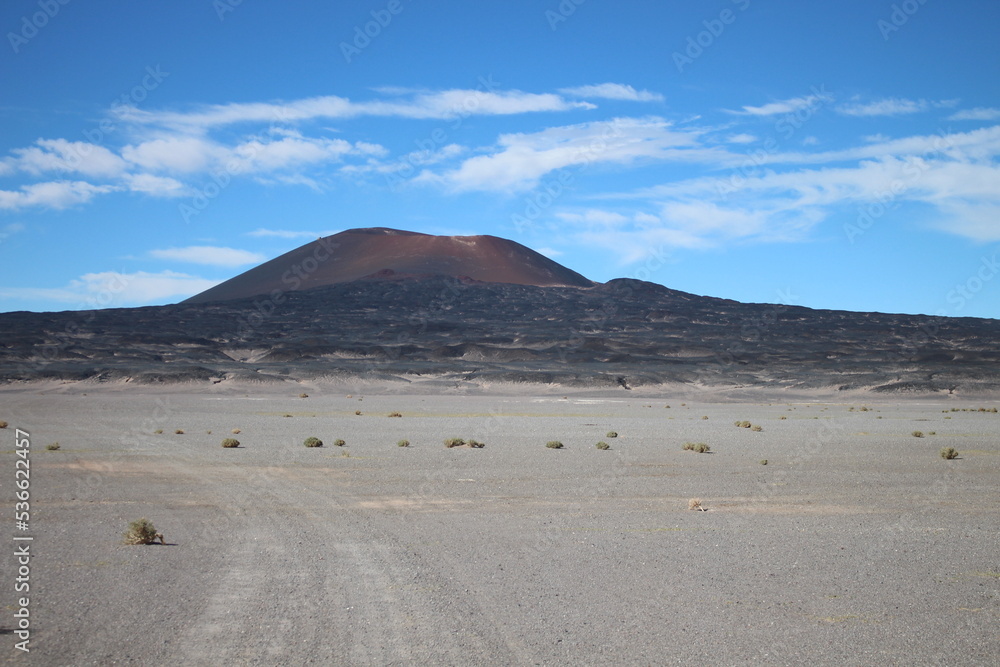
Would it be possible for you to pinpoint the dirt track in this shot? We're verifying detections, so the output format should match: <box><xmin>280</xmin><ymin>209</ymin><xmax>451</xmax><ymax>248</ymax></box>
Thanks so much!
<box><xmin>2</xmin><ymin>386</ymin><xmax>998</xmax><ymax>665</ymax></box>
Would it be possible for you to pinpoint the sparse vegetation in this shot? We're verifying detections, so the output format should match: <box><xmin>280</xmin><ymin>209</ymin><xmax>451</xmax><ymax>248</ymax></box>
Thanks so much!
<box><xmin>779</xmin><ymin>416</ymin><xmax>787</xmax><ymax>420</ymax></box>
<box><xmin>303</xmin><ymin>436</ymin><xmax>323</xmax><ymax>448</ymax></box>
<box><xmin>221</xmin><ymin>438</ymin><xmax>240</xmax><ymax>448</ymax></box>
<box><xmin>912</xmin><ymin>431</ymin><xmax>925</xmax><ymax>438</ymax></box>
<box><xmin>333</xmin><ymin>439</ymin><xmax>346</xmax><ymax>447</ymax></box>
<box><xmin>467</xmin><ymin>439</ymin><xmax>485</xmax><ymax>448</ymax></box>
<box><xmin>759</xmin><ymin>459</ymin><xmax>768</xmax><ymax>465</ymax></box>
<box><xmin>123</xmin><ymin>518</ymin><xmax>163</xmax><ymax>545</ymax></box>
<box><xmin>153</xmin><ymin>429</ymin><xmax>163</xmax><ymax>434</ymax></box>
<box><xmin>355</xmin><ymin>410</ymin><xmax>362</xmax><ymax>416</ymax></box>
<box><xmin>444</xmin><ymin>437</ymin><xmax>466</xmax><ymax>448</ymax></box>
<box><xmin>701</xmin><ymin>415</ymin><xmax>709</xmax><ymax>420</ymax></box>
<box><xmin>546</xmin><ymin>441</ymin><xmax>564</xmax><ymax>449</ymax></box>
<box><xmin>928</xmin><ymin>431</ymin><xmax>936</xmax><ymax>436</ymax></box>
<box><xmin>388</xmin><ymin>412</ymin><xmax>403</xmax><ymax>418</ymax></box>
<box><xmin>751</xmin><ymin>425</ymin><xmax>763</xmax><ymax>432</ymax></box>
<box><xmin>47</xmin><ymin>442</ymin><xmax>60</xmax><ymax>451</ymax></box>
<box><xmin>174</xmin><ymin>429</ymin><xmax>184</xmax><ymax>435</ymax></box>
<box><xmin>736</xmin><ymin>420</ymin><xmax>752</xmax><ymax>428</ymax></box>
<box><xmin>688</xmin><ymin>498</ymin><xmax>704</xmax><ymax>511</ymax></box>
<box><xmin>283</xmin><ymin>414</ymin><xmax>293</xmax><ymax>418</ymax></box>
<box><xmin>299</xmin><ymin>393</ymin><xmax>309</xmax><ymax>398</ymax></box>
<box><xmin>606</xmin><ymin>431</ymin><xmax>618</xmax><ymax>438</ymax></box>
<box><xmin>231</xmin><ymin>428</ymin><xmax>241</xmax><ymax>434</ymax></box>
<box><xmin>940</xmin><ymin>447</ymin><xmax>959</xmax><ymax>460</ymax></box>
<box><xmin>596</xmin><ymin>441</ymin><xmax>610</xmax><ymax>450</ymax></box>
<box><xmin>397</xmin><ymin>439</ymin><xmax>410</xmax><ymax>447</ymax></box>
<box><xmin>683</xmin><ymin>442</ymin><xmax>711</xmax><ymax>453</ymax></box>
<box><xmin>0</xmin><ymin>420</ymin><xmax>7</xmax><ymax>429</ymax></box>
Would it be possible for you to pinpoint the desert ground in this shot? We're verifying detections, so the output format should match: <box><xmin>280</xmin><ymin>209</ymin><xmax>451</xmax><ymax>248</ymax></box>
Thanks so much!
<box><xmin>1</xmin><ymin>382</ymin><xmax>998</xmax><ymax>665</ymax></box>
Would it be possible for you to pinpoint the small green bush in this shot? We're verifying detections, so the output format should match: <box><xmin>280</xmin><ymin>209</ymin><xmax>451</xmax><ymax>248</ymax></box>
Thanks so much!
<box><xmin>46</xmin><ymin>442</ymin><xmax>60</xmax><ymax>451</ymax></box>
<box><xmin>467</xmin><ymin>439</ymin><xmax>485</xmax><ymax>448</ymax></box>
<box><xmin>683</xmin><ymin>442</ymin><xmax>710</xmax><ymax>453</ymax></box>
<box><xmin>940</xmin><ymin>447</ymin><xmax>959</xmax><ymax>460</ymax></box>
<box><xmin>546</xmin><ymin>441</ymin><xmax>564</xmax><ymax>449</ymax></box>
<box><xmin>397</xmin><ymin>439</ymin><xmax>410</xmax><ymax>447</ymax></box>
<box><xmin>444</xmin><ymin>437</ymin><xmax>465</xmax><ymax>448</ymax></box>
<box><xmin>596</xmin><ymin>441</ymin><xmax>610</xmax><ymax>450</ymax></box>
<box><xmin>606</xmin><ymin>431</ymin><xmax>618</xmax><ymax>438</ymax></box>
<box><xmin>123</xmin><ymin>518</ymin><xmax>160</xmax><ymax>545</ymax></box>
<box><xmin>759</xmin><ymin>459</ymin><xmax>768</xmax><ymax>465</ymax></box>
<box><xmin>304</xmin><ymin>436</ymin><xmax>323</xmax><ymax>448</ymax></box>
<box><xmin>221</xmin><ymin>438</ymin><xmax>240</xmax><ymax>448</ymax></box>
<box><xmin>912</xmin><ymin>431</ymin><xmax>924</xmax><ymax>438</ymax></box>
<box><xmin>333</xmin><ymin>439</ymin><xmax>346</xmax><ymax>447</ymax></box>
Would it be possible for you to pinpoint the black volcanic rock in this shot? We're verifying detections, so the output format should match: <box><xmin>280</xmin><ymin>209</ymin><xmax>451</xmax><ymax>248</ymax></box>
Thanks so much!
<box><xmin>3</xmin><ymin>275</ymin><xmax>999</xmax><ymax>394</ymax></box>
<box><xmin>184</xmin><ymin>227</ymin><xmax>594</xmax><ymax>303</ymax></box>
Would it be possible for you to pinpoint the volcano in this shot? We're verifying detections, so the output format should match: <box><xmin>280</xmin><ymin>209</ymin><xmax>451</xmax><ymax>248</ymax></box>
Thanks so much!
<box><xmin>184</xmin><ymin>227</ymin><xmax>594</xmax><ymax>303</ymax></box>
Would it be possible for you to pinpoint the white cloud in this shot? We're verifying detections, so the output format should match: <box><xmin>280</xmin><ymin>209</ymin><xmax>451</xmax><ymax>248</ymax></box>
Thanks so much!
<box><xmin>122</xmin><ymin>137</ymin><xmax>223</xmax><ymax>173</ymax></box>
<box><xmin>0</xmin><ymin>270</ymin><xmax>219</xmax><ymax>307</ymax></box>
<box><xmin>427</xmin><ymin>117</ymin><xmax>718</xmax><ymax>193</ymax></box>
<box><xmin>949</xmin><ymin>107</ymin><xmax>1000</xmax><ymax>121</ymax></box>
<box><xmin>149</xmin><ymin>246</ymin><xmax>266</xmax><ymax>267</ymax></box>
<box><xmin>837</xmin><ymin>97</ymin><xmax>929</xmax><ymax>117</ymax></box>
<box><xmin>727</xmin><ymin>92</ymin><xmax>832</xmax><ymax>116</ymax></box>
<box><xmin>8</xmin><ymin>139</ymin><xmax>127</xmax><ymax>178</ymax></box>
<box><xmin>535</xmin><ymin>247</ymin><xmax>564</xmax><ymax>258</ymax></box>
<box><xmin>0</xmin><ymin>181</ymin><xmax>117</xmax><ymax>210</ymax></box>
<box><xmin>117</xmin><ymin>89</ymin><xmax>595</xmax><ymax>132</ymax></box>
<box><xmin>125</xmin><ymin>173</ymin><xmax>190</xmax><ymax>197</ymax></box>
<box><xmin>727</xmin><ymin>133</ymin><xmax>757</xmax><ymax>144</ymax></box>
<box><xmin>559</xmin><ymin>83</ymin><xmax>663</xmax><ymax>102</ymax></box>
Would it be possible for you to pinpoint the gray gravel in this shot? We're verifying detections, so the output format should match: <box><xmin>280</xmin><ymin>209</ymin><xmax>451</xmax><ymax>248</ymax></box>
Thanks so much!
<box><xmin>1</xmin><ymin>384</ymin><xmax>998</xmax><ymax>665</ymax></box>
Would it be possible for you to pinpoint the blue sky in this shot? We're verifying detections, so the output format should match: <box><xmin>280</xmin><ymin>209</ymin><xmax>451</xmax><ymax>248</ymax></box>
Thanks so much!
<box><xmin>1</xmin><ymin>0</ymin><xmax>998</xmax><ymax>318</ymax></box>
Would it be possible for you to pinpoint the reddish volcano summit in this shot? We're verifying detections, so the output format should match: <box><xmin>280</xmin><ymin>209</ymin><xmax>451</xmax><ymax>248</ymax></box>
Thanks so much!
<box><xmin>183</xmin><ymin>227</ymin><xmax>594</xmax><ymax>303</ymax></box>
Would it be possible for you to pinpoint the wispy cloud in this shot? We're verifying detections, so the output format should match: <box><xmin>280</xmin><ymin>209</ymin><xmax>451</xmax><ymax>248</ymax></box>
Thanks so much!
<box><xmin>116</xmin><ymin>89</ymin><xmax>596</xmax><ymax>132</ymax></box>
<box><xmin>149</xmin><ymin>246</ymin><xmax>266</xmax><ymax>267</ymax></box>
<box><xmin>949</xmin><ymin>107</ymin><xmax>1000</xmax><ymax>121</ymax></box>
<box><xmin>0</xmin><ymin>181</ymin><xmax>118</xmax><ymax>211</ymax></box>
<box><xmin>726</xmin><ymin>92</ymin><xmax>833</xmax><ymax>116</ymax></box>
<box><xmin>559</xmin><ymin>83</ymin><xmax>663</xmax><ymax>102</ymax></box>
<box><xmin>837</xmin><ymin>97</ymin><xmax>958</xmax><ymax>117</ymax></box>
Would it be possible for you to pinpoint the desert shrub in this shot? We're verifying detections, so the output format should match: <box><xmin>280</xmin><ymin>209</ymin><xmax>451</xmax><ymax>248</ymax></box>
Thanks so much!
<box><xmin>123</xmin><ymin>518</ymin><xmax>159</xmax><ymax>545</ymax></box>
<box><xmin>701</xmin><ymin>415</ymin><xmax>709</xmax><ymax>420</ymax></box>
<box><xmin>355</xmin><ymin>410</ymin><xmax>362</xmax><ymax>416</ymax></box>
<box><xmin>333</xmin><ymin>439</ymin><xmax>346</xmax><ymax>447</ymax></box>
<box><xmin>304</xmin><ymin>436</ymin><xmax>323</xmax><ymax>448</ymax></box>
<box><xmin>221</xmin><ymin>438</ymin><xmax>240</xmax><ymax>448</ymax></box>
<box><xmin>388</xmin><ymin>412</ymin><xmax>403</xmax><ymax>418</ymax></box>
<box><xmin>231</xmin><ymin>428</ymin><xmax>241</xmax><ymax>434</ymax></box>
<box><xmin>47</xmin><ymin>442</ymin><xmax>60</xmax><ymax>451</ymax></box>
<box><xmin>688</xmin><ymin>498</ymin><xmax>703</xmax><ymax>511</ymax></box>
<box><xmin>467</xmin><ymin>439</ymin><xmax>485</xmax><ymax>448</ymax></box>
<box><xmin>759</xmin><ymin>459</ymin><xmax>768</xmax><ymax>465</ymax></box>
<box><xmin>940</xmin><ymin>447</ymin><xmax>959</xmax><ymax>460</ymax></box>
<box><xmin>299</xmin><ymin>393</ymin><xmax>309</xmax><ymax>398</ymax></box>
<box><xmin>683</xmin><ymin>442</ymin><xmax>710</xmax><ymax>453</ymax></box>
<box><xmin>751</xmin><ymin>425</ymin><xmax>763</xmax><ymax>432</ymax></box>
<box><xmin>736</xmin><ymin>420</ymin><xmax>751</xmax><ymax>428</ymax></box>
<box><xmin>175</xmin><ymin>429</ymin><xmax>184</xmax><ymax>435</ymax></box>
<box><xmin>779</xmin><ymin>416</ymin><xmax>787</xmax><ymax>420</ymax></box>
<box><xmin>397</xmin><ymin>439</ymin><xmax>410</xmax><ymax>447</ymax></box>
<box><xmin>283</xmin><ymin>414</ymin><xmax>293</xmax><ymax>418</ymax></box>
<box><xmin>154</xmin><ymin>429</ymin><xmax>163</xmax><ymax>434</ymax></box>
<box><xmin>596</xmin><ymin>441</ymin><xmax>610</xmax><ymax>450</ymax></box>
<box><xmin>664</xmin><ymin>405</ymin><xmax>671</xmax><ymax>409</ymax></box>
<box><xmin>546</xmin><ymin>441</ymin><xmax>564</xmax><ymax>449</ymax></box>
<box><xmin>606</xmin><ymin>431</ymin><xmax>618</xmax><ymax>438</ymax></box>
<box><xmin>912</xmin><ymin>431</ymin><xmax>924</xmax><ymax>438</ymax></box>
<box><xmin>444</xmin><ymin>437</ymin><xmax>465</xmax><ymax>448</ymax></box>
<box><xmin>928</xmin><ymin>431</ymin><xmax>936</xmax><ymax>436</ymax></box>
<box><xmin>0</xmin><ymin>420</ymin><xmax>7</xmax><ymax>429</ymax></box>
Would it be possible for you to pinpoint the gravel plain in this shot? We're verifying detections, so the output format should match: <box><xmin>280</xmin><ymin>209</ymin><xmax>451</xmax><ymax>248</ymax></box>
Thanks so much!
<box><xmin>1</xmin><ymin>382</ymin><xmax>998</xmax><ymax>666</ymax></box>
